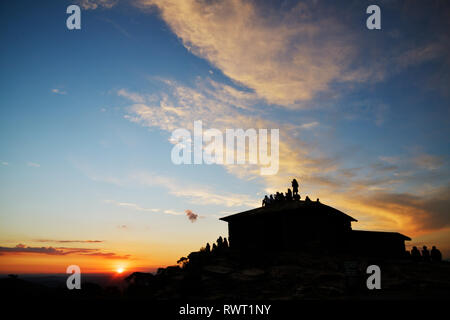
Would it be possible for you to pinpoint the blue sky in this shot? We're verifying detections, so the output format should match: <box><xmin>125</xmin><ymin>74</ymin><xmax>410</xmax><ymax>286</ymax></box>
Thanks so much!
<box><xmin>0</xmin><ymin>0</ymin><xmax>449</xmax><ymax>272</ymax></box>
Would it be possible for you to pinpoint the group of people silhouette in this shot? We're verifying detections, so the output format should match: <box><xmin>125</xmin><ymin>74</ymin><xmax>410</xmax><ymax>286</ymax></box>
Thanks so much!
<box><xmin>262</xmin><ymin>178</ymin><xmax>301</xmax><ymax>207</ymax></box>
<box><xmin>204</xmin><ymin>236</ymin><xmax>229</xmax><ymax>253</ymax></box>
<box><xmin>409</xmin><ymin>245</ymin><xmax>442</xmax><ymax>262</ymax></box>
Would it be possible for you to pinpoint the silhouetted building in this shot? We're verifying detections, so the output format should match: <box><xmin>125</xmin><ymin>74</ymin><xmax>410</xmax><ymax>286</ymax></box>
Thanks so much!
<box><xmin>220</xmin><ymin>199</ymin><xmax>411</xmax><ymax>258</ymax></box>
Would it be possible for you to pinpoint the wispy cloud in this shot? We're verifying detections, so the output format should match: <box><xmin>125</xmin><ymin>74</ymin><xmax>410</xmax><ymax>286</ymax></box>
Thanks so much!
<box><xmin>299</xmin><ymin>121</ymin><xmax>319</xmax><ymax>130</ymax></box>
<box><xmin>413</xmin><ymin>153</ymin><xmax>445</xmax><ymax>171</ymax></box>
<box><xmin>51</xmin><ymin>88</ymin><xmax>67</xmax><ymax>95</ymax></box>
<box><xmin>77</xmin><ymin>0</ymin><xmax>117</xmax><ymax>10</ymax></box>
<box><xmin>34</xmin><ymin>239</ymin><xmax>104</xmax><ymax>244</ymax></box>
<box><xmin>79</xmin><ymin>252</ymin><xmax>130</xmax><ymax>259</ymax></box>
<box><xmin>27</xmin><ymin>162</ymin><xmax>40</xmax><ymax>168</ymax></box>
<box><xmin>117</xmin><ymin>88</ymin><xmax>147</xmax><ymax>103</ymax></box>
<box><xmin>0</xmin><ymin>243</ymin><xmax>129</xmax><ymax>259</ymax></box>
<box><xmin>105</xmin><ymin>200</ymin><xmax>199</xmax><ymax>218</ymax></box>
<box><xmin>104</xmin><ymin>199</ymin><xmax>161</xmax><ymax>213</ymax></box>
<box><xmin>130</xmin><ymin>171</ymin><xmax>259</xmax><ymax>208</ymax></box>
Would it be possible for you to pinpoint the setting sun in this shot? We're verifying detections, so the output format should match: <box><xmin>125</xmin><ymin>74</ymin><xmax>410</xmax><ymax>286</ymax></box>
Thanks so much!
<box><xmin>116</xmin><ymin>268</ymin><xmax>124</xmax><ymax>274</ymax></box>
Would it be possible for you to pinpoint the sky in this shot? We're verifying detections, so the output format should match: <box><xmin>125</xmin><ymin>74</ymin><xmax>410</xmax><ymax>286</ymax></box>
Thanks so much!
<box><xmin>0</xmin><ymin>0</ymin><xmax>449</xmax><ymax>274</ymax></box>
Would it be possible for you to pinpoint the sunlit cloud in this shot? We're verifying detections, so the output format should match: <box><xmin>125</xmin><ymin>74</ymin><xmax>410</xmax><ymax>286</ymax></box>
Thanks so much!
<box><xmin>136</xmin><ymin>0</ymin><xmax>448</xmax><ymax>108</ymax></box>
<box><xmin>136</xmin><ymin>0</ymin><xmax>361</xmax><ymax>106</ymax></box>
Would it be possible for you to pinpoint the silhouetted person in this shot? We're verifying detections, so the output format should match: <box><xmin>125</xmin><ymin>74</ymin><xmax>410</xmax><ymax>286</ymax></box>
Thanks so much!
<box><xmin>205</xmin><ymin>242</ymin><xmax>211</xmax><ymax>253</ymax></box>
<box><xmin>269</xmin><ymin>194</ymin><xmax>274</xmax><ymax>205</ymax></box>
<box><xmin>305</xmin><ymin>195</ymin><xmax>311</xmax><ymax>202</ymax></box>
<box><xmin>411</xmin><ymin>246</ymin><xmax>421</xmax><ymax>262</ymax></box>
<box><xmin>212</xmin><ymin>243</ymin><xmax>217</xmax><ymax>252</ymax></box>
<box><xmin>422</xmin><ymin>246</ymin><xmax>430</xmax><ymax>262</ymax></box>
<box><xmin>293</xmin><ymin>193</ymin><xmax>300</xmax><ymax>201</ymax></box>
<box><xmin>223</xmin><ymin>237</ymin><xmax>229</xmax><ymax>249</ymax></box>
<box><xmin>286</xmin><ymin>188</ymin><xmax>293</xmax><ymax>201</ymax></box>
<box><xmin>431</xmin><ymin>246</ymin><xmax>442</xmax><ymax>262</ymax></box>
<box><xmin>262</xmin><ymin>195</ymin><xmax>269</xmax><ymax>207</ymax></box>
<box><xmin>217</xmin><ymin>236</ymin><xmax>223</xmax><ymax>249</ymax></box>
<box><xmin>292</xmin><ymin>178</ymin><xmax>299</xmax><ymax>196</ymax></box>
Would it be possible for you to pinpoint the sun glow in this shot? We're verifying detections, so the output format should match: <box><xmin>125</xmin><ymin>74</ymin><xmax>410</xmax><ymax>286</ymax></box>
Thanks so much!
<box><xmin>116</xmin><ymin>267</ymin><xmax>124</xmax><ymax>274</ymax></box>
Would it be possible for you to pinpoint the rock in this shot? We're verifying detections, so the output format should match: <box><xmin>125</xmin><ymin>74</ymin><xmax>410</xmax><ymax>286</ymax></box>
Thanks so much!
<box><xmin>203</xmin><ymin>265</ymin><xmax>233</xmax><ymax>275</ymax></box>
<box><xmin>241</xmin><ymin>268</ymin><xmax>265</xmax><ymax>277</ymax></box>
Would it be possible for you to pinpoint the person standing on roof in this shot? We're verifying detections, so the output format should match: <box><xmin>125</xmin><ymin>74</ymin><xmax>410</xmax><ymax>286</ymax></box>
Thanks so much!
<box><xmin>292</xmin><ymin>178</ymin><xmax>299</xmax><ymax>196</ymax></box>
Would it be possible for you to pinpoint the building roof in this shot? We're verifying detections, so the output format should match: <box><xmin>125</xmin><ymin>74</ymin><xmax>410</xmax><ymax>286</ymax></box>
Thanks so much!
<box><xmin>219</xmin><ymin>199</ymin><xmax>358</xmax><ymax>222</ymax></box>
